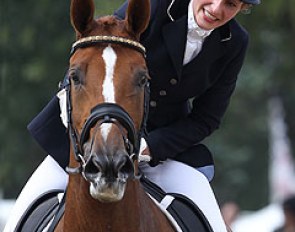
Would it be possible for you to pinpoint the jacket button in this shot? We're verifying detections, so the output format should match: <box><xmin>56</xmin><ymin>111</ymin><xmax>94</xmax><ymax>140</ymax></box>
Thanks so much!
<box><xmin>170</xmin><ymin>78</ymin><xmax>178</xmax><ymax>85</ymax></box>
<box><xmin>159</xmin><ymin>90</ymin><xmax>167</xmax><ymax>96</ymax></box>
<box><xmin>150</xmin><ymin>101</ymin><xmax>157</xmax><ymax>107</ymax></box>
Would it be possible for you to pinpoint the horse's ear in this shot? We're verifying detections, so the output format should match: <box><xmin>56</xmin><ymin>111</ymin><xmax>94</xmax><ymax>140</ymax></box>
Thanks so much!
<box><xmin>70</xmin><ymin>0</ymin><xmax>95</xmax><ymax>38</ymax></box>
<box><xmin>125</xmin><ymin>0</ymin><xmax>150</xmax><ymax>38</ymax></box>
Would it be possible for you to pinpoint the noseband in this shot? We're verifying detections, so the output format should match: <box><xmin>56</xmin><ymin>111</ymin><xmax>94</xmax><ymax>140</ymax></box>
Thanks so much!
<box><xmin>65</xmin><ymin>35</ymin><xmax>149</xmax><ymax>176</ymax></box>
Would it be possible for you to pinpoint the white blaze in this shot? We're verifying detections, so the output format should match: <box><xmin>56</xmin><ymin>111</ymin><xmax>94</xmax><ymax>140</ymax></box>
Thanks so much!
<box><xmin>102</xmin><ymin>45</ymin><xmax>116</xmax><ymax>103</ymax></box>
<box><xmin>101</xmin><ymin>45</ymin><xmax>117</xmax><ymax>141</ymax></box>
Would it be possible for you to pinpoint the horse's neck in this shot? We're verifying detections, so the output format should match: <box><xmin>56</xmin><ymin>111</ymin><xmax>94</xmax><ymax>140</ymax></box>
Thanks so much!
<box><xmin>62</xmin><ymin>176</ymin><xmax>174</xmax><ymax>232</ymax></box>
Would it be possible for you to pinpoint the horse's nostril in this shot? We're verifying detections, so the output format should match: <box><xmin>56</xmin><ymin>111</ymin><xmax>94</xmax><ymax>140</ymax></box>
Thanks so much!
<box><xmin>115</xmin><ymin>154</ymin><xmax>134</xmax><ymax>177</ymax></box>
<box><xmin>84</xmin><ymin>155</ymin><xmax>104</xmax><ymax>174</ymax></box>
<box><xmin>84</xmin><ymin>160</ymin><xmax>99</xmax><ymax>174</ymax></box>
<box><xmin>83</xmin><ymin>155</ymin><xmax>105</xmax><ymax>182</ymax></box>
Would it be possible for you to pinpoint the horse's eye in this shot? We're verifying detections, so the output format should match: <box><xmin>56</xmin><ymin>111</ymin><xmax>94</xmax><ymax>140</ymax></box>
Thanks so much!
<box><xmin>69</xmin><ymin>69</ymin><xmax>81</xmax><ymax>85</ymax></box>
<box><xmin>72</xmin><ymin>74</ymin><xmax>80</xmax><ymax>85</ymax></box>
<box><xmin>138</xmin><ymin>74</ymin><xmax>149</xmax><ymax>87</ymax></box>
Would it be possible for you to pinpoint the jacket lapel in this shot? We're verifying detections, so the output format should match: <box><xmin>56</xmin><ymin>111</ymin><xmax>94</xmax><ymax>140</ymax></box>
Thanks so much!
<box><xmin>186</xmin><ymin>28</ymin><xmax>226</xmax><ymax>69</ymax></box>
<box><xmin>162</xmin><ymin>16</ymin><xmax>230</xmax><ymax>79</ymax></box>
<box><xmin>162</xmin><ymin>15</ymin><xmax>187</xmax><ymax>79</ymax></box>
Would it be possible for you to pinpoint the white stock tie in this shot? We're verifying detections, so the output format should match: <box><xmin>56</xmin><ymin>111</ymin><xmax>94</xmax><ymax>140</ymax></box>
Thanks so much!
<box><xmin>183</xmin><ymin>0</ymin><xmax>212</xmax><ymax>65</ymax></box>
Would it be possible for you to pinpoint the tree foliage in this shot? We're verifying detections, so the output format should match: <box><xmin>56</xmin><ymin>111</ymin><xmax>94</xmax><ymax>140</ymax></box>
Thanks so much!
<box><xmin>0</xmin><ymin>0</ymin><xmax>294</xmax><ymax>212</ymax></box>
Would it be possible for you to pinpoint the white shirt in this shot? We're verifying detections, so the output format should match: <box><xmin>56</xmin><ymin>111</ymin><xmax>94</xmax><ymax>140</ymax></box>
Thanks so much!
<box><xmin>183</xmin><ymin>0</ymin><xmax>213</xmax><ymax>65</ymax></box>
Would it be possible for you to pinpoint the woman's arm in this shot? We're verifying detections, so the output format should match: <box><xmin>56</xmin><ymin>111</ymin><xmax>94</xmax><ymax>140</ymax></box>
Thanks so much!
<box><xmin>146</xmin><ymin>32</ymin><xmax>249</xmax><ymax>165</ymax></box>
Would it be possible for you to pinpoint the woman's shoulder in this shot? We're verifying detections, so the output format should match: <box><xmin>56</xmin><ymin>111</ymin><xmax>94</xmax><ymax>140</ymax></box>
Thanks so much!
<box><xmin>213</xmin><ymin>19</ymin><xmax>249</xmax><ymax>56</ymax></box>
<box><xmin>228</xmin><ymin>19</ymin><xmax>249</xmax><ymax>43</ymax></box>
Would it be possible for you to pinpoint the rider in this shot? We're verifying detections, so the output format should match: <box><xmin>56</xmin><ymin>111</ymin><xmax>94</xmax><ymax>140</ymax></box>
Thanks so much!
<box><xmin>4</xmin><ymin>0</ymin><xmax>260</xmax><ymax>231</ymax></box>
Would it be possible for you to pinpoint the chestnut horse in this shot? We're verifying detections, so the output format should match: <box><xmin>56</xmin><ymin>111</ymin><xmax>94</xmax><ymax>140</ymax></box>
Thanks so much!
<box><xmin>54</xmin><ymin>0</ymin><xmax>174</xmax><ymax>231</ymax></box>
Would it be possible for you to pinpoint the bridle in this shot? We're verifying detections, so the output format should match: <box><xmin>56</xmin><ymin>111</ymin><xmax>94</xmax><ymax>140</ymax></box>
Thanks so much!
<box><xmin>65</xmin><ymin>35</ymin><xmax>149</xmax><ymax>178</ymax></box>
<box><xmin>70</xmin><ymin>35</ymin><xmax>146</xmax><ymax>57</ymax></box>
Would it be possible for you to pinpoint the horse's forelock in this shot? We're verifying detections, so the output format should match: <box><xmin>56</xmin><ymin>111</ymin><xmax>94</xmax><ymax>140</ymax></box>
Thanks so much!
<box><xmin>88</xmin><ymin>16</ymin><xmax>136</xmax><ymax>40</ymax></box>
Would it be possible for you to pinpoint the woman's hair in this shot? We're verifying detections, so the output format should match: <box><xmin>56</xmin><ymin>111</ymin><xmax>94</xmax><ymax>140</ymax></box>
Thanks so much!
<box><xmin>241</xmin><ymin>4</ymin><xmax>253</xmax><ymax>14</ymax></box>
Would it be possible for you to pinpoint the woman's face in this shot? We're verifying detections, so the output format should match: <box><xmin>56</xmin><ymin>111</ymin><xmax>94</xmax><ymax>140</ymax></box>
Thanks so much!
<box><xmin>192</xmin><ymin>0</ymin><xmax>245</xmax><ymax>30</ymax></box>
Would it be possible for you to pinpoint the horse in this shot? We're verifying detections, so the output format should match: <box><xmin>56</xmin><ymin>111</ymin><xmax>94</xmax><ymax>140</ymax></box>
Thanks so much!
<box><xmin>53</xmin><ymin>0</ymin><xmax>175</xmax><ymax>231</ymax></box>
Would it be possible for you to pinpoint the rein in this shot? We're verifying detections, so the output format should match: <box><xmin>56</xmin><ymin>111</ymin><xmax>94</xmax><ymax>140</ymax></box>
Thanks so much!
<box><xmin>65</xmin><ymin>35</ymin><xmax>149</xmax><ymax>178</ymax></box>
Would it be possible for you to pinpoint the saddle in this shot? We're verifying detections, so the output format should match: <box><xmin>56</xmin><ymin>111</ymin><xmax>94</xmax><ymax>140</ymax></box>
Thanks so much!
<box><xmin>14</xmin><ymin>179</ymin><xmax>213</xmax><ymax>232</ymax></box>
<box><xmin>141</xmin><ymin>176</ymin><xmax>214</xmax><ymax>232</ymax></box>
<box><xmin>14</xmin><ymin>190</ymin><xmax>64</xmax><ymax>232</ymax></box>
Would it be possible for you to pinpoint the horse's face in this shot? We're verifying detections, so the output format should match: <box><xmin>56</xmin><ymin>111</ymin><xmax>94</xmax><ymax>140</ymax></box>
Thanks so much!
<box><xmin>68</xmin><ymin>0</ymin><xmax>150</xmax><ymax>202</ymax></box>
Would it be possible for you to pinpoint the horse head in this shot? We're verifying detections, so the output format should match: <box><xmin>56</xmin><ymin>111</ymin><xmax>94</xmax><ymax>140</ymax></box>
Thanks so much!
<box><xmin>66</xmin><ymin>0</ymin><xmax>150</xmax><ymax>203</ymax></box>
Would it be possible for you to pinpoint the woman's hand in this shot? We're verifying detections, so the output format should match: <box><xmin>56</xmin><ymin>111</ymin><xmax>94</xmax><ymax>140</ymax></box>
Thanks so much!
<box><xmin>139</xmin><ymin>138</ymin><xmax>151</xmax><ymax>162</ymax></box>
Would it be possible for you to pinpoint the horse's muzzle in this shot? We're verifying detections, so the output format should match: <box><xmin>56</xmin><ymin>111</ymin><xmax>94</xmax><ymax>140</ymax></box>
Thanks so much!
<box><xmin>82</xmin><ymin>152</ymin><xmax>134</xmax><ymax>202</ymax></box>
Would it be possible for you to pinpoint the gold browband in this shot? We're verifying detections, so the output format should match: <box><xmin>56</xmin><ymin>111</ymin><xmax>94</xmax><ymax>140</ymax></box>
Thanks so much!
<box><xmin>71</xmin><ymin>35</ymin><xmax>146</xmax><ymax>56</ymax></box>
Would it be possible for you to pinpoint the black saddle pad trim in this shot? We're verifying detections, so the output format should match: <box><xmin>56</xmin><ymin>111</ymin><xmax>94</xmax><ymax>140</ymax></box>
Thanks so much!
<box><xmin>47</xmin><ymin>191</ymin><xmax>66</xmax><ymax>232</ymax></box>
<box><xmin>140</xmin><ymin>176</ymin><xmax>214</xmax><ymax>232</ymax></box>
<box><xmin>15</xmin><ymin>189</ymin><xmax>63</xmax><ymax>232</ymax></box>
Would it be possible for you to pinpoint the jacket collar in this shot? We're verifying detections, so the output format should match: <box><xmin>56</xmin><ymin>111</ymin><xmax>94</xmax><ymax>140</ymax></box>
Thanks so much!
<box><xmin>167</xmin><ymin>0</ymin><xmax>190</xmax><ymax>22</ymax></box>
<box><xmin>162</xmin><ymin>11</ymin><xmax>232</xmax><ymax>79</ymax></box>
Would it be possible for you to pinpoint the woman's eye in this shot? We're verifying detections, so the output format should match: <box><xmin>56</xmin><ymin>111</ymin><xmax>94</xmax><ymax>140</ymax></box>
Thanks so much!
<box><xmin>228</xmin><ymin>1</ymin><xmax>238</xmax><ymax>7</ymax></box>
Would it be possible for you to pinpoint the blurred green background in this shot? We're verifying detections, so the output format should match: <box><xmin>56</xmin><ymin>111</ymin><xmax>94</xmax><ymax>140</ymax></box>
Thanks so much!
<box><xmin>0</xmin><ymin>0</ymin><xmax>294</xmax><ymax>212</ymax></box>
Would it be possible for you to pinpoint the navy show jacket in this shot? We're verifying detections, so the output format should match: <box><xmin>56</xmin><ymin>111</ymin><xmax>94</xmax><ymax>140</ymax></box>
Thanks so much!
<box><xmin>28</xmin><ymin>0</ymin><xmax>249</xmax><ymax>168</ymax></box>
